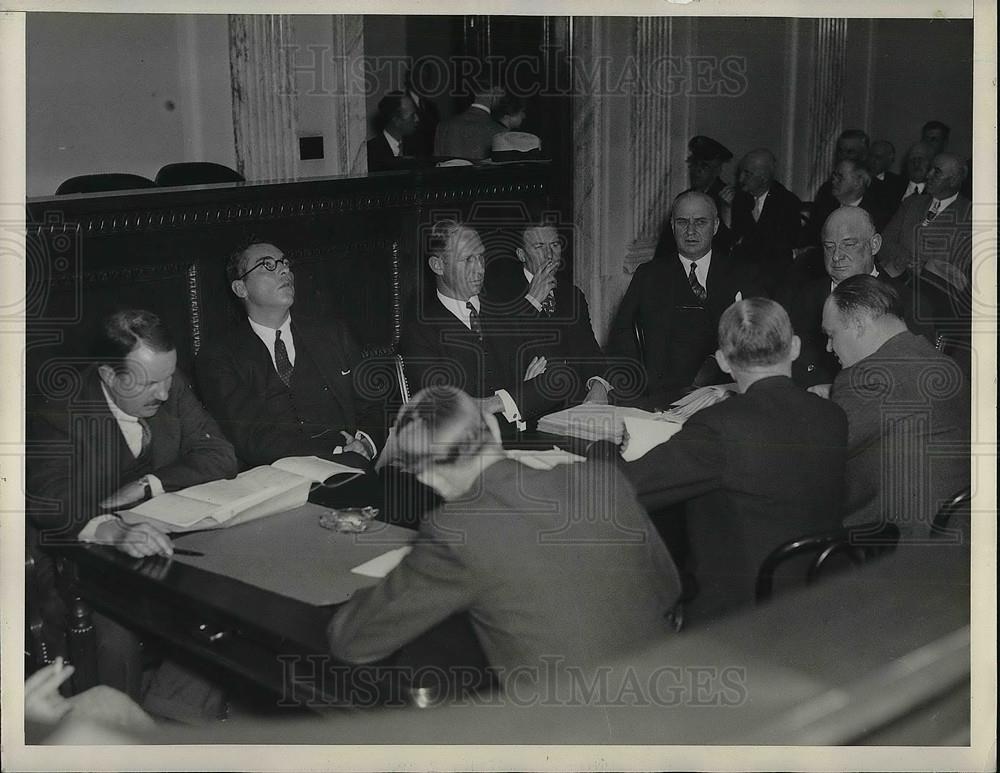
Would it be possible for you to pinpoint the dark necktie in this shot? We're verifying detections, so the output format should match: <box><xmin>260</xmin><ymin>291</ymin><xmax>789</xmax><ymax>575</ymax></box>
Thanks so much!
<box><xmin>688</xmin><ymin>261</ymin><xmax>707</xmax><ymax>304</ymax></box>
<box><xmin>138</xmin><ymin>417</ymin><xmax>151</xmax><ymax>456</ymax></box>
<box><xmin>466</xmin><ymin>302</ymin><xmax>483</xmax><ymax>340</ymax></box>
<box><xmin>922</xmin><ymin>199</ymin><xmax>942</xmax><ymax>226</ymax></box>
<box><xmin>541</xmin><ymin>292</ymin><xmax>556</xmax><ymax>316</ymax></box>
<box><xmin>274</xmin><ymin>329</ymin><xmax>293</xmax><ymax>386</ymax></box>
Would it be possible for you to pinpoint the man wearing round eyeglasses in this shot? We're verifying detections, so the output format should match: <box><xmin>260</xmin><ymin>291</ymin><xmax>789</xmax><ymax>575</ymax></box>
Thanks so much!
<box><xmin>195</xmin><ymin>240</ymin><xmax>385</xmax><ymax>468</ymax></box>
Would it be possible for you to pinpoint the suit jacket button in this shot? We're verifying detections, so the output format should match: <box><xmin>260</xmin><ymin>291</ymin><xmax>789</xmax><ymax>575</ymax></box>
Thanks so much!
<box><xmin>323</xmin><ymin>386</ymin><xmax>329</xmax><ymax>392</ymax></box>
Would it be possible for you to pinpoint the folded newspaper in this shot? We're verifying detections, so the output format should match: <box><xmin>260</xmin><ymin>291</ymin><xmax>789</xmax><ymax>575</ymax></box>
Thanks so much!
<box><xmin>119</xmin><ymin>456</ymin><xmax>364</xmax><ymax>532</ymax></box>
<box><xmin>536</xmin><ymin>384</ymin><xmax>737</xmax><ymax>461</ymax></box>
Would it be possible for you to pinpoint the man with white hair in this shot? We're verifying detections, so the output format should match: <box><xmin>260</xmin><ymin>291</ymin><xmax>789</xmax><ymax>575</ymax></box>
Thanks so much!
<box><xmin>327</xmin><ymin>386</ymin><xmax>682</xmax><ymax>676</ymax></box>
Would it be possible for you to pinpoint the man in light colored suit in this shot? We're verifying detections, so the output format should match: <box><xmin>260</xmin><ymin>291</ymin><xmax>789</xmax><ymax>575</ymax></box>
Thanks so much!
<box><xmin>327</xmin><ymin>385</ymin><xmax>681</xmax><ymax>676</ymax></box>
<box><xmin>433</xmin><ymin>87</ymin><xmax>506</xmax><ymax>161</ymax></box>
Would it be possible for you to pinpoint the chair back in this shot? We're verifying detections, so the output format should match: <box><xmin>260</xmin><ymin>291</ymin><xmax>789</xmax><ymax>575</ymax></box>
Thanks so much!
<box><xmin>755</xmin><ymin>522</ymin><xmax>900</xmax><ymax>603</ymax></box>
<box><xmin>155</xmin><ymin>162</ymin><xmax>245</xmax><ymax>187</ymax></box>
<box><xmin>55</xmin><ymin>173</ymin><xmax>156</xmax><ymax>195</ymax></box>
<box><xmin>930</xmin><ymin>488</ymin><xmax>971</xmax><ymax>541</ymax></box>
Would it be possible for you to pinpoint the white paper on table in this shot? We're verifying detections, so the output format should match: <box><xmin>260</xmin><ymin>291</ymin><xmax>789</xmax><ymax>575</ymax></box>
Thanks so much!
<box><xmin>506</xmin><ymin>448</ymin><xmax>586</xmax><ymax>470</ymax></box>
<box><xmin>271</xmin><ymin>455</ymin><xmax>365</xmax><ymax>483</ymax></box>
<box><xmin>350</xmin><ymin>546</ymin><xmax>414</xmax><ymax>578</ymax></box>
<box><xmin>621</xmin><ymin>415</ymin><xmax>685</xmax><ymax>461</ymax></box>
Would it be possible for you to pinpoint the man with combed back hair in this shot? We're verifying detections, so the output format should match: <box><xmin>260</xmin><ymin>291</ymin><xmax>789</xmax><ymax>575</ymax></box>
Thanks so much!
<box><xmin>327</xmin><ymin>386</ymin><xmax>682</xmax><ymax>677</ymax></box>
<box><xmin>822</xmin><ymin>275</ymin><xmax>969</xmax><ymax>539</ymax></box>
<box><xmin>623</xmin><ymin>298</ymin><xmax>848</xmax><ymax>624</ymax></box>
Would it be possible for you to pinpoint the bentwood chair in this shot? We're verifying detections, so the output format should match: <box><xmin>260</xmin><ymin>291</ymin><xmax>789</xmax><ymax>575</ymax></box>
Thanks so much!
<box><xmin>154</xmin><ymin>162</ymin><xmax>244</xmax><ymax>187</ymax></box>
<box><xmin>55</xmin><ymin>173</ymin><xmax>156</xmax><ymax>195</ymax></box>
<box><xmin>755</xmin><ymin>522</ymin><xmax>901</xmax><ymax>603</ymax></box>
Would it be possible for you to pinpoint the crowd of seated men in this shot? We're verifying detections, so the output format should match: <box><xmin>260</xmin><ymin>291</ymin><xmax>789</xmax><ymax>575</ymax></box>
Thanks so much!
<box><xmin>25</xmin><ymin>112</ymin><xmax>974</xmax><ymax>736</ymax></box>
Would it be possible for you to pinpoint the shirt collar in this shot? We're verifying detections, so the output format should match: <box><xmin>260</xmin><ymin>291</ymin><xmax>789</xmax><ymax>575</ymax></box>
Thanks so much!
<box><xmin>100</xmin><ymin>382</ymin><xmax>139</xmax><ymax>423</ymax></box>
<box><xmin>845</xmin><ymin>196</ymin><xmax>864</xmax><ymax>207</ymax></box>
<box><xmin>469</xmin><ymin>103</ymin><xmax>491</xmax><ymax>114</ymax></box>
<box><xmin>437</xmin><ymin>290</ymin><xmax>479</xmax><ymax>321</ymax></box>
<box><xmin>383</xmin><ymin>130</ymin><xmax>401</xmax><ymax>157</ymax></box>
<box><xmin>248</xmin><ymin>313</ymin><xmax>292</xmax><ymax>342</ymax></box>
<box><xmin>932</xmin><ymin>192</ymin><xmax>960</xmax><ymax>212</ymax></box>
<box><xmin>831</xmin><ymin>266</ymin><xmax>879</xmax><ymax>290</ymax></box>
<box><xmin>677</xmin><ymin>250</ymin><xmax>713</xmax><ymax>271</ymax></box>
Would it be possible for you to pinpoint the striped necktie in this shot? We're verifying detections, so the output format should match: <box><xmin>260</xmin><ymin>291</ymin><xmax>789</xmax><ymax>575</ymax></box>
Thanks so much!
<box><xmin>688</xmin><ymin>261</ymin><xmax>707</xmax><ymax>304</ymax></box>
<box><xmin>274</xmin><ymin>329</ymin><xmax>294</xmax><ymax>386</ymax></box>
<box><xmin>466</xmin><ymin>302</ymin><xmax>483</xmax><ymax>340</ymax></box>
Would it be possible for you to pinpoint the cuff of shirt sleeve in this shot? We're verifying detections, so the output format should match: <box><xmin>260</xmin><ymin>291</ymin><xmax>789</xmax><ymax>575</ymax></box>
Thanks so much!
<box><xmin>355</xmin><ymin>431</ymin><xmax>377</xmax><ymax>459</ymax></box>
<box><xmin>495</xmin><ymin>389</ymin><xmax>527</xmax><ymax>432</ymax></box>
<box><xmin>78</xmin><ymin>515</ymin><xmax>118</xmax><ymax>543</ymax></box>
<box><xmin>146</xmin><ymin>474</ymin><xmax>164</xmax><ymax>497</ymax></box>
<box><xmin>586</xmin><ymin>376</ymin><xmax>613</xmax><ymax>393</ymax></box>
<box><xmin>524</xmin><ymin>293</ymin><xmax>543</xmax><ymax>312</ymax></box>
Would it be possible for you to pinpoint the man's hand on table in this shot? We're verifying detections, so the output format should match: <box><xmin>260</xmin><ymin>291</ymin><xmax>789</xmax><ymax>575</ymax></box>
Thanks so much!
<box><xmin>94</xmin><ymin>518</ymin><xmax>174</xmax><ymax>558</ymax></box>
<box><xmin>340</xmin><ymin>431</ymin><xmax>373</xmax><ymax>460</ymax></box>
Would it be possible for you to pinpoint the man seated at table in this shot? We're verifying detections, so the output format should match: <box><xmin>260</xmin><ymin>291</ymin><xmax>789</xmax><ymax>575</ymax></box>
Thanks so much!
<box><xmin>196</xmin><ymin>240</ymin><xmax>385</xmax><ymax>469</ymax></box>
<box><xmin>26</xmin><ymin>309</ymin><xmax>237</xmax><ymax>719</ymax></box>
<box><xmin>327</xmin><ymin>385</ymin><xmax>682</xmax><ymax>678</ymax></box>
<box><xmin>485</xmin><ymin>216</ymin><xmax>614</xmax><ymax>406</ymax></box>
<box><xmin>400</xmin><ymin>219</ymin><xmax>567</xmax><ymax>431</ymax></box>
<box><xmin>822</xmin><ymin>276</ymin><xmax>969</xmax><ymax>539</ymax></box>
<box><xmin>623</xmin><ymin>298</ymin><xmax>848</xmax><ymax>623</ymax></box>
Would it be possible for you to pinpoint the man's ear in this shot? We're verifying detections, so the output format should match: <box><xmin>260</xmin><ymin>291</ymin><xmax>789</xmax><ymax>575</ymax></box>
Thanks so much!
<box><xmin>231</xmin><ymin>279</ymin><xmax>248</xmax><ymax>299</ymax></box>
<box><xmin>97</xmin><ymin>363</ymin><xmax>116</xmax><ymax>389</ymax></box>
<box><xmin>428</xmin><ymin>255</ymin><xmax>445</xmax><ymax>277</ymax></box>
<box><xmin>515</xmin><ymin>247</ymin><xmax>527</xmax><ymax>265</ymax></box>
<box><xmin>870</xmin><ymin>233</ymin><xmax>883</xmax><ymax>256</ymax></box>
<box><xmin>714</xmin><ymin>349</ymin><xmax>732</xmax><ymax>375</ymax></box>
<box><xmin>712</xmin><ymin>217</ymin><xmax>720</xmax><ymax>236</ymax></box>
<box><xmin>789</xmin><ymin>334</ymin><xmax>802</xmax><ymax>363</ymax></box>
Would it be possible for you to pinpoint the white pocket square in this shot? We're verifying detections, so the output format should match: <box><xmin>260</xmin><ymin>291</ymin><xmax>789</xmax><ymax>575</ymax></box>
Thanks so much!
<box><xmin>340</xmin><ymin>369</ymin><xmax>351</xmax><ymax>375</ymax></box>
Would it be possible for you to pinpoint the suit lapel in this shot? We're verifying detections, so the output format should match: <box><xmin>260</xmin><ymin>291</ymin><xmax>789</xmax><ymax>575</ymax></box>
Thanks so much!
<box><xmin>292</xmin><ymin>320</ymin><xmax>354</xmax><ymax>423</ymax></box>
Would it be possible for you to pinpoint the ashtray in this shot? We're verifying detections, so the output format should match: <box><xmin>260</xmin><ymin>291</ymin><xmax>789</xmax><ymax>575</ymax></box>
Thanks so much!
<box><xmin>319</xmin><ymin>506</ymin><xmax>379</xmax><ymax>533</ymax></box>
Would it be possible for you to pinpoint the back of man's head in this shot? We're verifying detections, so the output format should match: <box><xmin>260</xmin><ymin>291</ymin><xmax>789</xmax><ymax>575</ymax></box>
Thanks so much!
<box><xmin>93</xmin><ymin>309</ymin><xmax>174</xmax><ymax>371</ymax></box>
<box><xmin>717</xmin><ymin>298</ymin><xmax>795</xmax><ymax>370</ymax></box>
<box><xmin>379</xmin><ymin>386</ymin><xmax>500</xmax><ymax>475</ymax></box>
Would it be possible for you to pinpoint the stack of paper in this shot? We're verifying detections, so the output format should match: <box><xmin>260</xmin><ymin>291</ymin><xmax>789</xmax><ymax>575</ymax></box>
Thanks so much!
<box><xmin>660</xmin><ymin>384</ymin><xmax>738</xmax><ymax>422</ymax></box>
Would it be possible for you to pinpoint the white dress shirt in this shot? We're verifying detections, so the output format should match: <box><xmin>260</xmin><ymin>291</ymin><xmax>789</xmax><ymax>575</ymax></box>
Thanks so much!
<box><xmin>678</xmin><ymin>250</ymin><xmax>712</xmax><ymax>290</ymax></box>
<box><xmin>752</xmin><ymin>190</ymin><xmax>769</xmax><ymax>221</ymax></box>
<box><xmin>248</xmin><ymin>314</ymin><xmax>295</xmax><ymax>369</ymax></box>
<box><xmin>383</xmin><ymin>130</ymin><xmax>401</xmax><ymax>158</ymax></box>
<box><xmin>903</xmin><ymin>181</ymin><xmax>926</xmax><ymax>197</ymax></box>
<box><xmin>930</xmin><ymin>192</ymin><xmax>959</xmax><ymax>217</ymax></box>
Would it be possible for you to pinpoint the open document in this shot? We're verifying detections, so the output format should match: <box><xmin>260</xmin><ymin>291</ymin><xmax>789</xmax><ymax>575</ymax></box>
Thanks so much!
<box><xmin>119</xmin><ymin>456</ymin><xmax>364</xmax><ymax>532</ymax></box>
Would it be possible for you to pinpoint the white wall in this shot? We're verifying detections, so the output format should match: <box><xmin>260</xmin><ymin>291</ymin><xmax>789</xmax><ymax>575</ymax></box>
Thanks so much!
<box><xmin>26</xmin><ymin>13</ymin><xmax>234</xmax><ymax>197</ymax></box>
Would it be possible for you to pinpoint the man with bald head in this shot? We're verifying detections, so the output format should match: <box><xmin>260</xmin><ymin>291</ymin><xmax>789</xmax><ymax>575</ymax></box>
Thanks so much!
<box><xmin>608</xmin><ymin>191</ymin><xmax>763</xmax><ymax>406</ymax></box>
<box><xmin>783</xmin><ymin>207</ymin><xmax>939</xmax><ymax>387</ymax></box>
<box><xmin>729</xmin><ymin>148</ymin><xmax>802</xmax><ymax>293</ymax></box>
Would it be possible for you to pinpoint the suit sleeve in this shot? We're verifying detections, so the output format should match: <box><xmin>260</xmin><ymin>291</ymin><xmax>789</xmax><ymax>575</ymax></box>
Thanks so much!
<box><xmin>623</xmin><ymin>416</ymin><xmax>726</xmax><ymax>512</ymax></box>
<box><xmin>152</xmin><ymin>371</ymin><xmax>238</xmax><ymax>490</ymax></box>
<box><xmin>26</xmin><ymin>410</ymin><xmax>84</xmax><ymax>539</ymax></box>
<box><xmin>336</xmin><ymin>324</ymin><xmax>388</xmax><ymax>448</ymax></box>
<box><xmin>605</xmin><ymin>265</ymin><xmax>646</xmax><ymax>363</ymax></box>
<box><xmin>327</xmin><ymin>533</ymin><xmax>477</xmax><ymax>664</ymax></box>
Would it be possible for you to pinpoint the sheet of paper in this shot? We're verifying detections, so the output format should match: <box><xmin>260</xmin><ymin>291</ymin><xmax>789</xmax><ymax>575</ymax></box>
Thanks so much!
<box><xmin>271</xmin><ymin>455</ymin><xmax>366</xmax><ymax>483</ymax></box>
<box><xmin>350</xmin><ymin>546</ymin><xmax>414</xmax><ymax>578</ymax></box>
<box><xmin>621</xmin><ymin>415</ymin><xmax>685</xmax><ymax>462</ymax></box>
<box><xmin>506</xmin><ymin>448</ymin><xmax>587</xmax><ymax>470</ymax></box>
<box><xmin>176</xmin><ymin>465</ymin><xmax>305</xmax><ymax>505</ymax></box>
<box><xmin>120</xmin><ymin>493</ymin><xmax>221</xmax><ymax>528</ymax></box>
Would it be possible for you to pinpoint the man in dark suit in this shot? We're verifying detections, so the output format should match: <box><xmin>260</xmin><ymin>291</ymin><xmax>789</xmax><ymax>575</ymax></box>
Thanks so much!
<box><xmin>608</xmin><ymin>191</ymin><xmax>763</xmax><ymax>407</ymax></box>
<box><xmin>782</xmin><ymin>207</ymin><xmax>940</xmax><ymax>387</ymax></box>
<box><xmin>808</xmin><ymin>129</ymin><xmax>886</xmax><ymax>229</ymax></box>
<box><xmin>328</xmin><ymin>386</ymin><xmax>682</xmax><ymax>675</ymax></box>
<box><xmin>433</xmin><ymin>87</ymin><xmax>505</xmax><ymax>161</ymax></box>
<box><xmin>624</xmin><ymin>298</ymin><xmax>848</xmax><ymax>623</ymax></box>
<box><xmin>805</xmin><ymin>158</ymin><xmax>890</xmax><ymax>245</ymax></box>
<box><xmin>401</xmin><ymin>220</ymin><xmax>561</xmax><ymax>429</ymax></box>
<box><xmin>869</xmin><ymin>140</ymin><xmax>908</xmax><ymax>218</ymax></box>
<box><xmin>824</xmin><ymin>276</ymin><xmax>968</xmax><ymax>538</ymax></box>
<box><xmin>729</xmin><ymin>148</ymin><xmax>802</xmax><ymax>293</ymax></box>
<box><xmin>196</xmin><ymin>241</ymin><xmax>385</xmax><ymax>469</ymax></box>
<box><xmin>401</xmin><ymin>65</ymin><xmax>440</xmax><ymax>159</ymax></box>
<box><xmin>654</xmin><ymin>135</ymin><xmax>734</xmax><ymax>259</ymax></box>
<box><xmin>366</xmin><ymin>91</ymin><xmax>420</xmax><ymax>172</ymax></box>
<box><xmin>27</xmin><ymin>309</ymin><xmax>237</xmax><ymax>716</ymax></box>
<box><xmin>485</xmin><ymin>219</ymin><xmax>612</xmax><ymax>406</ymax></box>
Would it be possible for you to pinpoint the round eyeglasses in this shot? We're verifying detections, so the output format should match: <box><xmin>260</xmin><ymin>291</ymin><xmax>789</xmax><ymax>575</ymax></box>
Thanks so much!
<box><xmin>238</xmin><ymin>256</ymin><xmax>292</xmax><ymax>280</ymax></box>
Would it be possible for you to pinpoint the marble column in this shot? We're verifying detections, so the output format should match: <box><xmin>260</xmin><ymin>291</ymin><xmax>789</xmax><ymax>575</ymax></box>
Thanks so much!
<box><xmin>229</xmin><ymin>14</ymin><xmax>299</xmax><ymax>181</ymax></box>
<box><xmin>804</xmin><ymin>18</ymin><xmax>849</xmax><ymax>198</ymax></box>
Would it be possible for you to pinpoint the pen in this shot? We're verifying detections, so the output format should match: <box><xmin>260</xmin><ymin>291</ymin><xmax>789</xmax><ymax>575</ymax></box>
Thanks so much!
<box><xmin>172</xmin><ymin>548</ymin><xmax>205</xmax><ymax>557</ymax></box>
